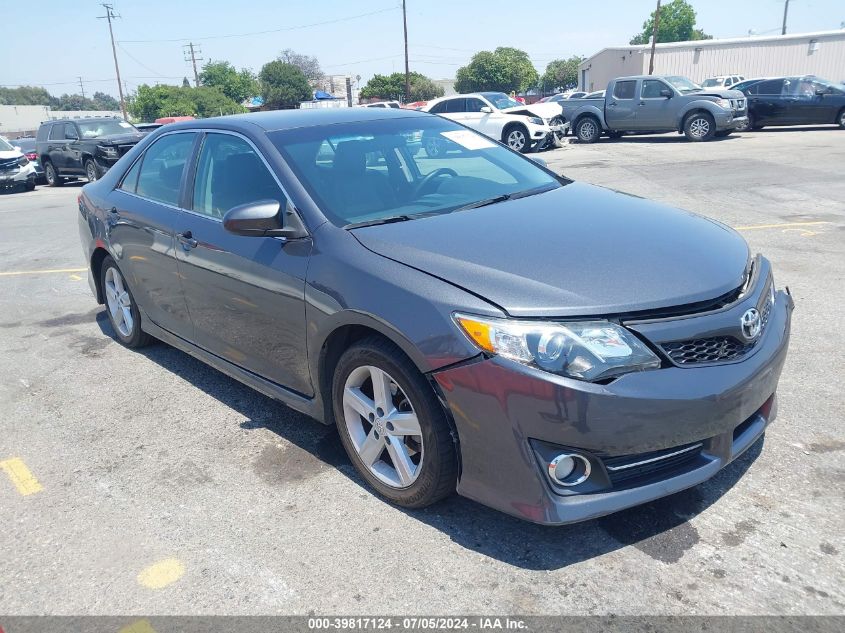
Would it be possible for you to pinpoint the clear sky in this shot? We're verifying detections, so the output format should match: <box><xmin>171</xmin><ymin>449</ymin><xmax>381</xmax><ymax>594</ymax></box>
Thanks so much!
<box><xmin>3</xmin><ymin>0</ymin><xmax>843</xmax><ymax>98</ymax></box>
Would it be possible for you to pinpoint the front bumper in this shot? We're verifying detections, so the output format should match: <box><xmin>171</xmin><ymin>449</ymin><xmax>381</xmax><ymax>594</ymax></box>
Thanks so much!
<box><xmin>0</xmin><ymin>162</ymin><xmax>37</xmax><ymax>188</ymax></box>
<box><xmin>432</xmin><ymin>290</ymin><xmax>793</xmax><ymax>525</ymax></box>
<box><xmin>715</xmin><ymin>110</ymin><xmax>748</xmax><ymax>131</ymax></box>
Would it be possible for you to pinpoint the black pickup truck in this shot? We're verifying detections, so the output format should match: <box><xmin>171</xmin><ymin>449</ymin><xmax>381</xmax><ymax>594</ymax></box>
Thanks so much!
<box><xmin>36</xmin><ymin>118</ymin><xmax>144</xmax><ymax>186</ymax></box>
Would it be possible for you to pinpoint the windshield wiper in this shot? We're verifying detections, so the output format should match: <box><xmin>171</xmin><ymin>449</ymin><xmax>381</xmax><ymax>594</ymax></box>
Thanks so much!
<box><xmin>453</xmin><ymin>194</ymin><xmax>512</xmax><ymax>212</ymax></box>
<box><xmin>345</xmin><ymin>215</ymin><xmax>414</xmax><ymax>229</ymax></box>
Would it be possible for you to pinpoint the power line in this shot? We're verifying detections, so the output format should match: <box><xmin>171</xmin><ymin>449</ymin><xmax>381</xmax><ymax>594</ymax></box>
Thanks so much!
<box><xmin>117</xmin><ymin>42</ymin><xmax>170</xmax><ymax>78</ymax></box>
<box><xmin>98</xmin><ymin>3</ymin><xmax>128</xmax><ymax>120</ymax></box>
<box><xmin>117</xmin><ymin>6</ymin><xmax>399</xmax><ymax>44</ymax></box>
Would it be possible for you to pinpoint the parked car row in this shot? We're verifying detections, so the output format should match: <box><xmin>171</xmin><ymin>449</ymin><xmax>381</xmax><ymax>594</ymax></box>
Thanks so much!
<box><xmin>560</xmin><ymin>73</ymin><xmax>844</xmax><ymax>143</ymax></box>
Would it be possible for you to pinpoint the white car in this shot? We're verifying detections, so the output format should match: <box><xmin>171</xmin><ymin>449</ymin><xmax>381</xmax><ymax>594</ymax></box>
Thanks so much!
<box><xmin>422</xmin><ymin>92</ymin><xmax>568</xmax><ymax>153</ymax></box>
<box><xmin>701</xmin><ymin>75</ymin><xmax>745</xmax><ymax>89</ymax></box>
<box><xmin>359</xmin><ymin>101</ymin><xmax>402</xmax><ymax>108</ymax></box>
<box><xmin>0</xmin><ymin>136</ymin><xmax>38</xmax><ymax>192</ymax></box>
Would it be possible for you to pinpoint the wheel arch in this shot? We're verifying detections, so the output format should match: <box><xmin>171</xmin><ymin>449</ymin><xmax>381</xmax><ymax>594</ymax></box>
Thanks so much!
<box><xmin>89</xmin><ymin>246</ymin><xmax>111</xmax><ymax>304</ymax></box>
<box><xmin>679</xmin><ymin>106</ymin><xmax>716</xmax><ymax>132</ymax></box>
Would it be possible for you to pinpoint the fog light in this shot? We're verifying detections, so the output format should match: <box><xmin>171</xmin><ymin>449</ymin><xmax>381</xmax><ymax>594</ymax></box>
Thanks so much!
<box><xmin>548</xmin><ymin>453</ymin><xmax>591</xmax><ymax>487</ymax></box>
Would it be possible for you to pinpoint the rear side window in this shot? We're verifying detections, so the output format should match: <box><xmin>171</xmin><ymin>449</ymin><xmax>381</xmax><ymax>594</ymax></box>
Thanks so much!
<box><xmin>446</xmin><ymin>99</ymin><xmax>466</xmax><ymax>113</ymax></box>
<box><xmin>428</xmin><ymin>101</ymin><xmax>448</xmax><ymax>114</ymax></box>
<box><xmin>191</xmin><ymin>133</ymin><xmax>285</xmax><ymax>219</ymax></box>
<box><xmin>613</xmin><ymin>81</ymin><xmax>636</xmax><ymax>100</ymax></box>
<box><xmin>135</xmin><ymin>132</ymin><xmax>197</xmax><ymax>207</ymax></box>
<box><xmin>48</xmin><ymin>124</ymin><xmax>65</xmax><ymax>141</ymax></box>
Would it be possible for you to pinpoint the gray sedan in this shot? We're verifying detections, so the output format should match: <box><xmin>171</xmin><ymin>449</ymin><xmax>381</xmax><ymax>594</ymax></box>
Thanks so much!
<box><xmin>76</xmin><ymin>108</ymin><xmax>792</xmax><ymax>524</ymax></box>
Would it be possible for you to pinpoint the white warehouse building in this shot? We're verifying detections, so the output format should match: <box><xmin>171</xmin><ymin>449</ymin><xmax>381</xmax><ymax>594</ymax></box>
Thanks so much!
<box><xmin>578</xmin><ymin>29</ymin><xmax>845</xmax><ymax>93</ymax></box>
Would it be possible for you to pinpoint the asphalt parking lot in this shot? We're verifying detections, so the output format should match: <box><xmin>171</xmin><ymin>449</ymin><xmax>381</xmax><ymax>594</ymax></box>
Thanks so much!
<box><xmin>1</xmin><ymin>127</ymin><xmax>843</xmax><ymax>616</ymax></box>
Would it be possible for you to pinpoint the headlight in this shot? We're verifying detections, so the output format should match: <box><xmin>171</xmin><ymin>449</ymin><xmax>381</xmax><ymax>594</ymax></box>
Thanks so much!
<box><xmin>17</xmin><ymin>156</ymin><xmax>29</xmax><ymax>166</ymax></box>
<box><xmin>98</xmin><ymin>145</ymin><xmax>118</xmax><ymax>158</ymax></box>
<box><xmin>715</xmin><ymin>98</ymin><xmax>732</xmax><ymax>109</ymax></box>
<box><xmin>528</xmin><ymin>116</ymin><xmax>544</xmax><ymax>126</ymax></box>
<box><xmin>454</xmin><ymin>313</ymin><xmax>661</xmax><ymax>381</ymax></box>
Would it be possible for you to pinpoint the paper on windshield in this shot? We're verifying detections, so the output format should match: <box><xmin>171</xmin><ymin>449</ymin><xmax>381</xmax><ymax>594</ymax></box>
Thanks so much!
<box><xmin>440</xmin><ymin>130</ymin><xmax>496</xmax><ymax>150</ymax></box>
<box><xmin>119</xmin><ymin>121</ymin><xmax>133</xmax><ymax>128</ymax></box>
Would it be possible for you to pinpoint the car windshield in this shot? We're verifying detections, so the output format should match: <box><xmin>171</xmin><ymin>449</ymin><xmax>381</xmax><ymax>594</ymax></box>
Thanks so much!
<box><xmin>0</xmin><ymin>137</ymin><xmax>13</xmax><ymax>152</ymax></box>
<box><xmin>76</xmin><ymin>119</ymin><xmax>137</xmax><ymax>138</ymax></box>
<box><xmin>666</xmin><ymin>76</ymin><xmax>702</xmax><ymax>93</ymax></box>
<box><xmin>480</xmin><ymin>92</ymin><xmax>521</xmax><ymax>109</ymax></box>
<box><xmin>270</xmin><ymin>116</ymin><xmax>562</xmax><ymax>228</ymax></box>
<box><xmin>701</xmin><ymin>78</ymin><xmax>723</xmax><ymax>87</ymax></box>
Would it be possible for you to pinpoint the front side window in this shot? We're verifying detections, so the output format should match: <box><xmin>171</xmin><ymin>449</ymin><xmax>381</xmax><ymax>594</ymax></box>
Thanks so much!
<box><xmin>480</xmin><ymin>92</ymin><xmax>521</xmax><ymax>109</ymax></box>
<box><xmin>192</xmin><ymin>133</ymin><xmax>285</xmax><ymax>219</ymax></box>
<box><xmin>465</xmin><ymin>98</ymin><xmax>487</xmax><ymax>112</ymax></box>
<box><xmin>641</xmin><ymin>80</ymin><xmax>668</xmax><ymax>98</ymax></box>
<box><xmin>64</xmin><ymin>123</ymin><xmax>79</xmax><ymax>140</ymax></box>
<box><xmin>134</xmin><ymin>132</ymin><xmax>197</xmax><ymax>207</ymax></box>
<box><xmin>755</xmin><ymin>79</ymin><xmax>786</xmax><ymax>95</ymax></box>
<box><xmin>613</xmin><ymin>81</ymin><xmax>636</xmax><ymax>100</ymax></box>
<box><xmin>271</xmin><ymin>116</ymin><xmax>562</xmax><ymax>228</ymax></box>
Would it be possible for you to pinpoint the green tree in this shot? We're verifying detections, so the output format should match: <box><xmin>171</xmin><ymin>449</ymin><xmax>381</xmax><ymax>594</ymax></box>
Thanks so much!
<box><xmin>279</xmin><ymin>49</ymin><xmax>323</xmax><ymax>83</ymax></box>
<box><xmin>182</xmin><ymin>77</ymin><xmax>191</xmax><ymax>88</ymax></box>
<box><xmin>199</xmin><ymin>60</ymin><xmax>258</xmax><ymax>103</ymax></box>
<box><xmin>259</xmin><ymin>61</ymin><xmax>311</xmax><ymax>109</ymax></box>
<box><xmin>542</xmin><ymin>56</ymin><xmax>584</xmax><ymax>92</ymax></box>
<box><xmin>128</xmin><ymin>84</ymin><xmax>244</xmax><ymax>121</ymax></box>
<box><xmin>630</xmin><ymin>0</ymin><xmax>712</xmax><ymax>45</ymax></box>
<box><xmin>92</xmin><ymin>91</ymin><xmax>120</xmax><ymax>110</ymax></box>
<box><xmin>360</xmin><ymin>72</ymin><xmax>444</xmax><ymax>102</ymax></box>
<box><xmin>454</xmin><ymin>47</ymin><xmax>538</xmax><ymax>94</ymax></box>
<box><xmin>0</xmin><ymin>86</ymin><xmax>54</xmax><ymax>106</ymax></box>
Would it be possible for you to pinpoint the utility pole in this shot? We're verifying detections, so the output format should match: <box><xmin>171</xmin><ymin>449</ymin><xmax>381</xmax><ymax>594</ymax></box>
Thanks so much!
<box><xmin>183</xmin><ymin>42</ymin><xmax>203</xmax><ymax>87</ymax></box>
<box><xmin>77</xmin><ymin>77</ymin><xmax>86</xmax><ymax>100</ymax></box>
<box><xmin>648</xmin><ymin>0</ymin><xmax>661</xmax><ymax>75</ymax></box>
<box><xmin>402</xmin><ymin>0</ymin><xmax>410</xmax><ymax>104</ymax></box>
<box><xmin>781</xmin><ymin>0</ymin><xmax>790</xmax><ymax>35</ymax></box>
<box><xmin>98</xmin><ymin>3</ymin><xmax>127</xmax><ymax>120</ymax></box>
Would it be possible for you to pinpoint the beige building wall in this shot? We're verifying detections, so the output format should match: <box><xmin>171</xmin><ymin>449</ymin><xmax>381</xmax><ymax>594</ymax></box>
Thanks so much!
<box><xmin>579</xmin><ymin>30</ymin><xmax>845</xmax><ymax>92</ymax></box>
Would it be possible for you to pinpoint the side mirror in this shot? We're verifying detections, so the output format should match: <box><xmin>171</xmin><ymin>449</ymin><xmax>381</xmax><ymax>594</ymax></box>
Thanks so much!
<box><xmin>480</xmin><ymin>106</ymin><xmax>493</xmax><ymax>113</ymax></box>
<box><xmin>659</xmin><ymin>89</ymin><xmax>673</xmax><ymax>98</ymax></box>
<box><xmin>815</xmin><ymin>87</ymin><xmax>827</xmax><ymax>96</ymax></box>
<box><xmin>223</xmin><ymin>200</ymin><xmax>308</xmax><ymax>239</ymax></box>
<box><xmin>13</xmin><ymin>146</ymin><xmax>21</xmax><ymax>152</ymax></box>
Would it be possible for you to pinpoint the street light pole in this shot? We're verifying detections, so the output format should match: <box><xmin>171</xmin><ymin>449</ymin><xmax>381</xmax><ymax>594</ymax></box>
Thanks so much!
<box><xmin>402</xmin><ymin>0</ymin><xmax>410</xmax><ymax>104</ymax></box>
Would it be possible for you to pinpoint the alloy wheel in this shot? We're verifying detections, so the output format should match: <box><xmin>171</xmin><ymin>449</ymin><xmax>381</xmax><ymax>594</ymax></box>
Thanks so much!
<box><xmin>507</xmin><ymin>129</ymin><xmax>526</xmax><ymax>151</ymax></box>
<box><xmin>579</xmin><ymin>120</ymin><xmax>597</xmax><ymax>141</ymax></box>
<box><xmin>86</xmin><ymin>161</ymin><xmax>98</xmax><ymax>182</ymax></box>
<box><xmin>342</xmin><ymin>365</ymin><xmax>424</xmax><ymax>488</ymax></box>
<box><xmin>104</xmin><ymin>266</ymin><xmax>134</xmax><ymax>338</ymax></box>
<box><xmin>689</xmin><ymin>117</ymin><xmax>710</xmax><ymax>138</ymax></box>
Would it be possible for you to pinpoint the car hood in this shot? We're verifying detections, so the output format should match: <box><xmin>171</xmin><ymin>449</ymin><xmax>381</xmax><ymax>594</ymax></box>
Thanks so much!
<box><xmin>351</xmin><ymin>182</ymin><xmax>750</xmax><ymax>318</ymax></box>
<box><xmin>502</xmin><ymin>102</ymin><xmax>562</xmax><ymax>120</ymax></box>
<box><xmin>0</xmin><ymin>150</ymin><xmax>23</xmax><ymax>160</ymax></box>
<box><xmin>96</xmin><ymin>132</ymin><xmax>145</xmax><ymax>145</ymax></box>
<box><xmin>696</xmin><ymin>88</ymin><xmax>745</xmax><ymax>99</ymax></box>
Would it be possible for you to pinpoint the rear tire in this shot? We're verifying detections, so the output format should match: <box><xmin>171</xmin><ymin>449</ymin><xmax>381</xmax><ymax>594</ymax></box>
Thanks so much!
<box><xmin>332</xmin><ymin>337</ymin><xmax>457</xmax><ymax>509</ymax></box>
<box><xmin>575</xmin><ymin>117</ymin><xmax>601</xmax><ymax>143</ymax></box>
<box><xmin>44</xmin><ymin>161</ymin><xmax>63</xmax><ymax>187</ymax></box>
<box><xmin>423</xmin><ymin>135</ymin><xmax>445</xmax><ymax>158</ymax></box>
<box><xmin>100</xmin><ymin>256</ymin><xmax>152</xmax><ymax>348</ymax></box>
<box><xmin>683</xmin><ymin>112</ymin><xmax>715</xmax><ymax>141</ymax></box>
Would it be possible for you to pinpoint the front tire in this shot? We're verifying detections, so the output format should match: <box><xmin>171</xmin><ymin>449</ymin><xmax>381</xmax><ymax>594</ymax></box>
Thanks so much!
<box><xmin>684</xmin><ymin>112</ymin><xmax>715</xmax><ymax>141</ymax></box>
<box><xmin>332</xmin><ymin>337</ymin><xmax>457</xmax><ymax>508</ymax></box>
<box><xmin>575</xmin><ymin>117</ymin><xmax>601</xmax><ymax>143</ymax></box>
<box><xmin>837</xmin><ymin>108</ymin><xmax>845</xmax><ymax>129</ymax></box>
<box><xmin>503</xmin><ymin>125</ymin><xmax>530</xmax><ymax>153</ymax></box>
<box><xmin>423</xmin><ymin>135</ymin><xmax>445</xmax><ymax>158</ymax></box>
<box><xmin>85</xmin><ymin>159</ymin><xmax>99</xmax><ymax>183</ymax></box>
<box><xmin>44</xmin><ymin>161</ymin><xmax>63</xmax><ymax>187</ymax></box>
<box><xmin>100</xmin><ymin>256</ymin><xmax>151</xmax><ymax>348</ymax></box>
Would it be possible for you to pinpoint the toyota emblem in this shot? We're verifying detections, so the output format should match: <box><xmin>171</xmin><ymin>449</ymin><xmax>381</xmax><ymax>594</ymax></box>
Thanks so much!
<box><xmin>740</xmin><ymin>308</ymin><xmax>762</xmax><ymax>341</ymax></box>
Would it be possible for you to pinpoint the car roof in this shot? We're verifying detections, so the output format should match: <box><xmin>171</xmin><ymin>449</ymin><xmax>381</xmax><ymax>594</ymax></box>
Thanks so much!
<box><xmin>161</xmin><ymin>107</ymin><xmax>430</xmax><ymax>133</ymax></box>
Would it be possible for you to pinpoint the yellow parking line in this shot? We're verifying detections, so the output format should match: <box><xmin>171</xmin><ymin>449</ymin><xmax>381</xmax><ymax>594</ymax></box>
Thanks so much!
<box><xmin>0</xmin><ymin>267</ymin><xmax>87</xmax><ymax>277</ymax></box>
<box><xmin>137</xmin><ymin>558</ymin><xmax>185</xmax><ymax>589</ymax></box>
<box><xmin>118</xmin><ymin>620</ymin><xmax>158</xmax><ymax>633</ymax></box>
<box><xmin>734</xmin><ymin>221</ymin><xmax>831</xmax><ymax>231</ymax></box>
<box><xmin>0</xmin><ymin>457</ymin><xmax>43</xmax><ymax>496</ymax></box>
<box><xmin>69</xmin><ymin>274</ymin><xmax>83</xmax><ymax>281</ymax></box>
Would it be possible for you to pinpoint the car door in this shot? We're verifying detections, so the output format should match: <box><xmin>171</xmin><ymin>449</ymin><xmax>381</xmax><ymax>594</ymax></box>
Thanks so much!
<box><xmin>747</xmin><ymin>79</ymin><xmax>787</xmax><ymax>124</ymax></box>
<box><xmin>61</xmin><ymin>123</ymin><xmax>85</xmax><ymax>174</ymax></box>
<box><xmin>464</xmin><ymin>96</ymin><xmax>500</xmax><ymax>138</ymax></box>
<box><xmin>636</xmin><ymin>79</ymin><xmax>674</xmax><ymax>129</ymax></box>
<box><xmin>107</xmin><ymin>131</ymin><xmax>197</xmax><ymax>338</ymax></box>
<box><xmin>605</xmin><ymin>79</ymin><xmax>638</xmax><ymax>129</ymax></box>
<box><xmin>46</xmin><ymin>123</ymin><xmax>67</xmax><ymax>171</ymax></box>
<box><xmin>174</xmin><ymin>131</ymin><xmax>312</xmax><ymax>395</ymax></box>
<box><xmin>788</xmin><ymin>79</ymin><xmax>839</xmax><ymax>124</ymax></box>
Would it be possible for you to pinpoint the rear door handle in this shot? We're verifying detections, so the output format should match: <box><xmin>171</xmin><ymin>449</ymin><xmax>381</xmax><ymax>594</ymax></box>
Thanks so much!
<box><xmin>177</xmin><ymin>230</ymin><xmax>198</xmax><ymax>250</ymax></box>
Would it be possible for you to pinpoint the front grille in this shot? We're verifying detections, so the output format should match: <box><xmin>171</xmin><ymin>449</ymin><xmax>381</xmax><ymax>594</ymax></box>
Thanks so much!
<box><xmin>603</xmin><ymin>442</ymin><xmax>703</xmax><ymax>488</ymax></box>
<box><xmin>0</xmin><ymin>156</ymin><xmax>19</xmax><ymax>170</ymax></box>
<box><xmin>662</xmin><ymin>336</ymin><xmax>752</xmax><ymax>365</ymax></box>
<box><xmin>732</xmin><ymin>98</ymin><xmax>746</xmax><ymax>110</ymax></box>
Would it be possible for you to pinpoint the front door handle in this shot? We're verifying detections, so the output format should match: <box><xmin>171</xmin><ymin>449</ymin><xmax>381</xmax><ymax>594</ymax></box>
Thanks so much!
<box><xmin>177</xmin><ymin>230</ymin><xmax>198</xmax><ymax>250</ymax></box>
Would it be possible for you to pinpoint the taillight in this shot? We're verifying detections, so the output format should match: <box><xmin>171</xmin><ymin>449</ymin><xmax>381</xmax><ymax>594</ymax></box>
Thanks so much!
<box><xmin>25</xmin><ymin>152</ymin><xmax>37</xmax><ymax>161</ymax></box>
